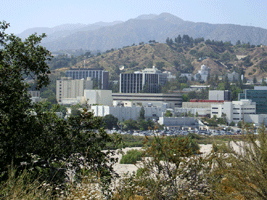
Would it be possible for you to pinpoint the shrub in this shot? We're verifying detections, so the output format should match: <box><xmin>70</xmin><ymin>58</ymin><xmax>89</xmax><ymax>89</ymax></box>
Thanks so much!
<box><xmin>120</xmin><ymin>149</ymin><xmax>143</xmax><ymax>164</ymax></box>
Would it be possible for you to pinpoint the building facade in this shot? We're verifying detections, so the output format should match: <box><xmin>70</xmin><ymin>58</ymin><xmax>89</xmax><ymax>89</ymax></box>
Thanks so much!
<box><xmin>65</xmin><ymin>68</ymin><xmax>109</xmax><ymax>89</ymax></box>
<box><xmin>84</xmin><ymin>90</ymin><xmax>113</xmax><ymax>106</ymax></box>
<box><xmin>238</xmin><ymin>86</ymin><xmax>267</xmax><ymax>114</ymax></box>
<box><xmin>120</xmin><ymin>66</ymin><xmax>168</xmax><ymax>93</ymax></box>
<box><xmin>209</xmin><ymin>90</ymin><xmax>231</xmax><ymax>101</ymax></box>
<box><xmin>56</xmin><ymin>77</ymin><xmax>93</xmax><ymax>104</ymax></box>
<box><xmin>92</xmin><ymin>105</ymin><xmax>163</xmax><ymax>121</ymax></box>
<box><xmin>112</xmin><ymin>93</ymin><xmax>183</xmax><ymax>109</ymax></box>
<box><xmin>211</xmin><ymin>99</ymin><xmax>256</xmax><ymax>123</ymax></box>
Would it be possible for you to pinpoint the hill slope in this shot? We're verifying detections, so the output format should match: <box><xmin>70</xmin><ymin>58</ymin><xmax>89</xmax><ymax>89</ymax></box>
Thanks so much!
<box><xmin>61</xmin><ymin>42</ymin><xmax>267</xmax><ymax>81</ymax></box>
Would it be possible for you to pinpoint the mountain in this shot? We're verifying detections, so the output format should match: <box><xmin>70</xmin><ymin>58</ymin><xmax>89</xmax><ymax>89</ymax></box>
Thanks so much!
<box><xmin>19</xmin><ymin>13</ymin><xmax>267</xmax><ymax>52</ymax></box>
<box><xmin>17</xmin><ymin>21</ymin><xmax>123</xmax><ymax>43</ymax></box>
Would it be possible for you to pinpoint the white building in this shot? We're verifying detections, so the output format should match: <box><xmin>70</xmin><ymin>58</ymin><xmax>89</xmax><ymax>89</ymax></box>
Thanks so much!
<box><xmin>194</xmin><ymin>64</ymin><xmax>210</xmax><ymax>82</ymax></box>
<box><xmin>56</xmin><ymin>77</ymin><xmax>93</xmax><ymax>104</ymax></box>
<box><xmin>209</xmin><ymin>90</ymin><xmax>231</xmax><ymax>101</ymax></box>
<box><xmin>84</xmin><ymin>90</ymin><xmax>113</xmax><ymax>106</ymax></box>
<box><xmin>158</xmin><ymin>117</ymin><xmax>199</xmax><ymax>129</ymax></box>
<box><xmin>91</xmin><ymin>105</ymin><xmax>163</xmax><ymax>121</ymax></box>
<box><xmin>211</xmin><ymin>99</ymin><xmax>256</xmax><ymax>123</ymax></box>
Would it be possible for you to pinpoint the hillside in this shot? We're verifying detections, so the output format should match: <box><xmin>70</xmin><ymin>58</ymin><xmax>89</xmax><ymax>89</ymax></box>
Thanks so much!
<box><xmin>58</xmin><ymin>41</ymin><xmax>267</xmax><ymax>81</ymax></box>
<box><xmin>21</xmin><ymin>13</ymin><xmax>267</xmax><ymax>52</ymax></box>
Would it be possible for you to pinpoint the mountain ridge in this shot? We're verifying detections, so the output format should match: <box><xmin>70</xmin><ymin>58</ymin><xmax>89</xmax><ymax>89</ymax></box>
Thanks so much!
<box><xmin>18</xmin><ymin>13</ymin><xmax>267</xmax><ymax>52</ymax></box>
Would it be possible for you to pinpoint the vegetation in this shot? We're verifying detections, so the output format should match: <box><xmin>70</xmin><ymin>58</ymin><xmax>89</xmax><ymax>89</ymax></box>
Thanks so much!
<box><xmin>120</xmin><ymin>149</ymin><xmax>143</xmax><ymax>164</ymax></box>
<box><xmin>0</xmin><ymin>22</ymin><xmax>121</xmax><ymax>197</ymax></box>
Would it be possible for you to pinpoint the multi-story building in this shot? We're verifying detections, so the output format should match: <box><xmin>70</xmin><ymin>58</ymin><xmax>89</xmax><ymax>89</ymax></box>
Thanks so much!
<box><xmin>238</xmin><ymin>86</ymin><xmax>267</xmax><ymax>114</ymax></box>
<box><xmin>209</xmin><ymin>90</ymin><xmax>231</xmax><ymax>101</ymax></box>
<box><xmin>119</xmin><ymin>66</ymin><xmax>168</xmax><ymax>93</ymax></box>
<box><xmin>65</xmin><ymin>68</ymin><xmax>109</xmax><ymax>89</ymax></box>
<box><xmin>211</xmin><ymin>99</ymin><xmax>256</xmax><ymax>123</ymax></box>
<box><xmin>56</xmin><ymin>77</ymin><xmax>93</xmax><ymax>104</ymax></box>
<box><xmin>112</xmin><ymin>93</ymin><xmax>183</xmax><ymax>109</ymax></box>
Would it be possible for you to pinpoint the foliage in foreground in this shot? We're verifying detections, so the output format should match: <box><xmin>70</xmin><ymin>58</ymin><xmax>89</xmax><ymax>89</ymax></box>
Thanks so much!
<box><xmin>209</xmin><ymin>124</ymin><xmax>267</xmax><ymax>199</ymax></box>
<box><xmin>120</xmin><ymin>149</ymin><xmax>143</xmax><ymax>164</ymax></box>
<box><xmin>0</xmin><ymin>21</ymin><xmax>121</xmax><ymax>197</ymax></box>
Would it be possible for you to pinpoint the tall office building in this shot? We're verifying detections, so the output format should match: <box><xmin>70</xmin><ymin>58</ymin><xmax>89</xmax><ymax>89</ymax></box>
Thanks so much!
<box><xmin>239</xmin><ymin>86</ymin><xmax>267</xmax><ymax>114</ymax></box>
<box><xmin>65</xmin><ymin>68</ymin><xmax>109</xmax><ymax>89</ymax></box>
<box><xmin>119</xmin><ymin>66</ymin><xmax>167</xmax><ymax>93</ymax></box>
<box><xmin>56</xmin><ymin>77</ymin><xmax>93</xmax><ymax>104</ymax></box>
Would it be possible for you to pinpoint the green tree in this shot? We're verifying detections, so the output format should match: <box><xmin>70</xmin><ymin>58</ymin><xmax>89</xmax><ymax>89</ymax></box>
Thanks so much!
<box><xmin>102</xmin><ymin>114</ymin><xmax>119</xmax><ymax>129</ymax></box>
<box><xmin>165</xmin><ymin>110</ymin><xmax>173</xmax><ymax>117</ymax></box>
<box><xmin>139</xmin><ymin>106</ymin><xmax>145</xmax><ymax>120</ymax></box>
<box><xmin>0</xmin><ymin>22</ymin><xmax>121</xmax><ymax>191</ymax></box>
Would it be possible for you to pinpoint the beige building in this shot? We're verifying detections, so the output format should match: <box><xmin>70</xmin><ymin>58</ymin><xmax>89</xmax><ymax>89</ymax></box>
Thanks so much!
<box><xmin>84</xmin><ymin>90</ymin><xmax>113</xmax><ymax>106</ymax></box>
<box><xmin>56</xmin><ymin>77</ymin><xmax>93</xmax><ymax>104</ymax></box>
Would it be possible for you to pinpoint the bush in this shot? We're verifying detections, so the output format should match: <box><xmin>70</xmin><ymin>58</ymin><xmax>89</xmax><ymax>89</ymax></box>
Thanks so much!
<box><xmin>120</xmin><ymin>149</ymin><xmax>143</xmax><ymax>164</ymax></box>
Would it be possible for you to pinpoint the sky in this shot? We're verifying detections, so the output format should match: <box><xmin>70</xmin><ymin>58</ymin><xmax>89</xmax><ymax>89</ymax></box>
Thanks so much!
<box><xmin>2</xmin><ymin>0</ymin><xmax>267</xmax><ymax>34</ymax></box>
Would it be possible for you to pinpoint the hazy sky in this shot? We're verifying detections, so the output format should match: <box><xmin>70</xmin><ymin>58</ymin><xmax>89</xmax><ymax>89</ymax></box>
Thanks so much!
<box><xmin>2</xmin><ymin>0</ymin><xmax>267</xmax><ymax>34</ymax></box>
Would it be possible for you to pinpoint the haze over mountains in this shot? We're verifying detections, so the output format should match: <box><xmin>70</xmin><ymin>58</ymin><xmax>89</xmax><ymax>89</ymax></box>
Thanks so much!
<box><xmin>18</xmin><ymin>13</ymin><xmax>267</xmax><ymax>52</ymax></box>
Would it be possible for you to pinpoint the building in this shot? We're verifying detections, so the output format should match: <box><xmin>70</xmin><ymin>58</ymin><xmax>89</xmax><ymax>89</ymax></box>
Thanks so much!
<box><xmin>119</xmin><ymin>66</ymin><xmax>168</xmax><ymax>93</ymax></box>
<box><xmin>65</xmin><ymin>68</ymin><xmax>109</xmax><ymax>89</ymax></box>
<box><xmin>239</xmin><ymin>86</ymin><xmax>267</xmax><ymax>114</ymax></box>
<box><xmin>182</xmin><ymin>100</ymin><xmax>225</xmax><ymax>118</ymax></box>
<box><xmin>56</xmin><ymin>77</ymin><xmax>93</xmax><ymax>104</ymax></box>
<box><xmin>180</xmin><ymin>73</ymin><xmax>193</xmax><ymax>81</ymax></box>
<box><xmin>158</xmin><ymin>117</ymin><xmax>199</xmax><ymax>130</ymax></box>
<box><xmin>209</xmin><ymin>90</ymin><xmax>231</xmax><ymax>101</ymax></box>
<box><xmin>112</xmin><ymin>93</ymin><xmax>183</xmax><ymax>109</ymax></box>
<box><xmin>84</xmin><ymin>90</ymin><xmax>113</xmax><ymax>106</ymax></box>
<box><xmin>227</xmin><ymin>71</ymin><xmax>239</xmax><ymax>82</ymax></box>
<box><xmin>91</xmin><ymin>105</ymin><xmax>163</xmax><ymax>121</ymax></box>
<box><xmin>194</xmin><ymin>64</ymin><xmax>210</xmax><ymax>82</ymax></box>
<box><xmin>211</xmin><ymin>99</ymin><xmax>256</xmax><ymax>123</ymax></box>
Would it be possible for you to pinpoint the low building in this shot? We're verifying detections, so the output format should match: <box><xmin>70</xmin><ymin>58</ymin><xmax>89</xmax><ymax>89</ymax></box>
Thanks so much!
<box><xmin>209</xmin><ymin>90</ymin><xmax>231</xmax><ymax>101</ymax></box>
<box><xmin>112</xmin><ymin>93</ymin><xmax>183</xmax><ymax>109</ymax></box>
<box><xmin>84</xmin><ymin>90</ymin><xmax>113</xmax><ymax>106</ymax></box>
<box><xmin>158</xmin><ymin>117</ymin><xmax>199</xmax><ymax>130</ymax></box>
<box><xmin>91</xmin><ymin>105</ymin><xmax>163</xmax><ymax>121</ymax></box>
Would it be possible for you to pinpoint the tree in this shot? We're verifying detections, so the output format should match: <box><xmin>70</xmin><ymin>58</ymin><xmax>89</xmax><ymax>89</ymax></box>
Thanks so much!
<box><xmin>103</xmin><ymin>114</ymin><xmax>119</xmax><ymax>129</ymax></box>
<box><xmin>253</xmin><ymin>76</ymin><xmax>257</xmax><ymax>84</ymax></box>
<box><xmin>0</xmin><ymin>22</ymin><xmax>121</xmax><ymax>190</ymax></box>
<box><xmin>165</xmin><ymin>110</ymin><xmax>173</xmax><ymax>117</ymax></box>
<box><xmin>139</xmin><ymin>106</ymin><xmax>145</xmax><ymax>121</ymax></box>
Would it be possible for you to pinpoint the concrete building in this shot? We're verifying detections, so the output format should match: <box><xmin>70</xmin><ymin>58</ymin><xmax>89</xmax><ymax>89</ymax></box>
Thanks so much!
<box><xmin>211</xmin><ymin>99</ymin><xmax>256</xmax><ymax>123</ymax></box>
<box><xmin>244</xmin><ymin>114</ymin><xmax>267</xmax><ymax>127</ymax></box>
<box><xmin>209</xmin><ymin>90</ymin><xmax>231</xmax><ymax>101</ymax></box>
<box><xmin>239</xmin><ymin>86</ymin><xmax>267</xmax><ymax>114</ymax></box>
<box><xmin>56</xmin><ymin>77</ymin><xmax>93</xmax><ymax>104</ymax></box>
<box><xmin>84</xmin><ymin>90</ymin><xmax>113</xmax><ymax>106</ymax></box>
<box><xmin>120</xmin><ymin>66</ymin><xmax>168</xmax><ymax>93</ymax></box>
<box><xmin>158</xmin><ymin>117</ymin><xmax>199</xmax><ymax>130</ymax></box>
<box><xmin>91</xmin><ymin>105</ymin><xmax>163</xmax><ymax>121</ymax></box>
<box><xmin>112</xmin><ymin>93</ymin><xmax>183</xmax><ymax>109</ymax></box>
<box><xmin>65</xmin><ymin>68</ymin><xmax>109</xmax><ymax>89</ymax></box>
